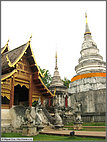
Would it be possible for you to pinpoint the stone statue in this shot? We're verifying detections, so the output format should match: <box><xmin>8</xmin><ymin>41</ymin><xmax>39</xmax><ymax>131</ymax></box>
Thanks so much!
<box><xmin>75</xmin><ymin>112</ymin><xmax>82</xmax><ymax>122</ymax></box>
<box><xmin>54</xmin><ymin>109</ymin><xmax>63</xmax><ymax>125</ymax></box>
<box><xmin>74</xmin><ymin>101</ymin><xmax>82</xmax><ymax>123</ymax></box>
<box><xmin>24</xmin><ymin>108</ymin><xmax>35</xmax><ymax>126</ymax></box>
<box><xmin>35</xmin><ymin>105</ymin><xmax>42</xmax><ymax>125</ymax></box>
<box><xmin>38</xmin><ymin>97</ymin><xmax>41</xmax><ymax>107</ymax></box>
<box><xmin>22</xmin><ymin>108</ymin><xmax>39</xmax><ymax>136</ymax></box>
<box><xmin>74</xmin><ymin>98</ymin><xmax>81</xmax><ymax>112</ymax></box>
<box><xmin>76</xmin><ymin>102</ymin><xmax>81</xmax><ymax>112</ymax></box>
<box><xmin>30</xmin><ymin>107</ymin><xmax>36</xmax><ymax>125</ymax></box>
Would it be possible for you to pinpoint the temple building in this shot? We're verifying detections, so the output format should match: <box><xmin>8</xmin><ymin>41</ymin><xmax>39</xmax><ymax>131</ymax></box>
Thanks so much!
<box><xmin>68</xmin><ymin>13</ymin><xmax>106</xmax><ymax>122</ymax></box>
<box><xmin>1</xmin><ymin>37</ymin><xmax>55</xmax><ymax>129</ymax></box>
<box><xmin>49</xmin><ymin>52</ymin><xmax>69</xmax><ymax>109</ymax></box>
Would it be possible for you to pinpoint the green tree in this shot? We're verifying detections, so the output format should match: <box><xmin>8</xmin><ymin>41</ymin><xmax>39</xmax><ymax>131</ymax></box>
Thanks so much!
<box><xmin>39</xmin><ymin>66</ymin><xmax>52</xmax><ymax>88</ymax></box>
<box><xmin>62</xmin><ymin>77</ymin><xmax>71</xmax><ymax>88</ymax></box>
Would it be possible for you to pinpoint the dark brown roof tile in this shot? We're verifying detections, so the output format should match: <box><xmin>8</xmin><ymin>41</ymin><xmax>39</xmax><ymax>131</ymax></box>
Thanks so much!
<box><xmin>1</xmin><ymin>43</ymin><xmax>28</xmax><ymax>74</ymax></box>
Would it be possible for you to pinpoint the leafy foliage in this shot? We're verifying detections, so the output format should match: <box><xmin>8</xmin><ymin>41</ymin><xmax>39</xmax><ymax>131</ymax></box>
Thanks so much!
<box><xmin>39</xmin><ymin>66</ymin><xmax>71</xmax><ymax>88</ymax></box>
<box><xmin>62</xmin><ymin>77</ymin><xmax>71</xmax><ymax>88</ymax></box>
<box><xmin>32</xmin><ymin>100</ymin><xmax>38</xmax><ymax>107</ymax></box>
<box><xmin>39</xmin><ymin>66</ymin><xmax>52</xmax><ymax>88</ymax></box>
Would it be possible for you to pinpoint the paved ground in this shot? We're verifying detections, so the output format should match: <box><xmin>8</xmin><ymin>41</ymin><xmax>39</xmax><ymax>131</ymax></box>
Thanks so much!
<box><xmin>65</xmin><ymin>125</ymin><xmax>106</xmax><ymax>128</ymax></box>
<box><xmin>40</xmin><ymin>129</ymin><xmax>106</xmax><ymax>139</ymax></box>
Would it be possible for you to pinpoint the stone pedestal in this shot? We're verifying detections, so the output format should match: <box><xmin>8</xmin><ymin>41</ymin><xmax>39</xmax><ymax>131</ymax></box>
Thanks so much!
<box><xmin>73</xmin><ymin>122</ymin><xmax>83</xmax><ymax>130</ymax></box>
<box><xmin>37</xmin><ymin>125</ymin><xmax>44</xmax><ymax>132</ymax></box>
<box><xmin>22</xmin><ymin>125</ymin><xmax>38</xmax><ymax>136</ymax></box>
<box><xmin>54</xmin><ymin>124</ymin><xmax>64</xmax><ymax>130</ymax></box>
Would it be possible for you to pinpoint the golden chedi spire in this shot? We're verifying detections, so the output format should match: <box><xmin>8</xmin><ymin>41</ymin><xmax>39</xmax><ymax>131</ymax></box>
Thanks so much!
<box><xmin>55</xmin><ymin>51</ymin><xmax>58</xmax><ymax>70</ymax></box>
<box><xmin>84</xmin><ymin>12</ymin><xmax>91</xmax><ymax>35</ymax></box>
<box><xmin>85</xmin><ymin>12</ymin><xmax>88</xmax><ymax>24</ymax></box>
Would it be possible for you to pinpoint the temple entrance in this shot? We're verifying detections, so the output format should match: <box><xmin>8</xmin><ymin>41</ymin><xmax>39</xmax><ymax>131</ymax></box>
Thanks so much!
<box><xmin>14</xmin><ymin>84</ymin><xmax>29</xmax><ymax>106</ymax></box>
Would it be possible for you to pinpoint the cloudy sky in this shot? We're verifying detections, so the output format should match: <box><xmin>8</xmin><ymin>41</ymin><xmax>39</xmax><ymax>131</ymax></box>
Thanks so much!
<box><xmin>1</xmin><ymin>1</ymin><xmax>106</xmax><ymax>80</ymax></box>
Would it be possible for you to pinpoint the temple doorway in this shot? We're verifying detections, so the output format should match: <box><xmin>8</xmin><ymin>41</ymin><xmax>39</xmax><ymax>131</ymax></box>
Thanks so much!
<box><xmin>14</xmin><ymin>84</ymin><xmax>29</xmax><ymax>106</ymax></box>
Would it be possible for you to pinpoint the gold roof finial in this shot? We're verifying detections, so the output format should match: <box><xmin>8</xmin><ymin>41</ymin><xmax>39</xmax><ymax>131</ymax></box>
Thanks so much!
<box><xmin>55</xmin><ymin>50</ymin><xmax>58</xmax><ymax>70</ymax></box>
<box><xmin>85</xmin><ymin>12</ymin><xmax>88</xmax><ymax>24</ymax></box>
<box><xmin>7</xmin><ymin>38</ymin><xmax>9</xmax><ymax>45</ymax></box>
<box><xmin>29</xmin><ymin>34</ymin><xmax>32</xmax><ymax>42</ymax></box>
<box><xmin>55</xmin><ymin>50</ymin><xmax>57</xmax><ymax>58</ymax></box>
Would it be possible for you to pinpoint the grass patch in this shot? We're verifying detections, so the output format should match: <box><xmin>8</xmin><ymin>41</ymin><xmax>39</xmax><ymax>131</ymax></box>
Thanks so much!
<box><xmin>82</xmin><ymin>122</ymin><xmax>106</xmax><ymax>126</ymax></box>
<box><xmin>1</xmin><ymin>133</ymin><xmax>105</xmax><ymax>141</ymax></box>
<box><xmin>34</xmin><ymin>134</ymin><xmax>105</xmax><ymax>141</ymax></box>
<box><xmin>1</xmin><ymin>133</ymin><xmax>23</xmax><ymax>137</ymax></box>
<box><xmin>65</xmin><ymin>122</ymin><xmax>105</xmax><ymax>126</ymax></box>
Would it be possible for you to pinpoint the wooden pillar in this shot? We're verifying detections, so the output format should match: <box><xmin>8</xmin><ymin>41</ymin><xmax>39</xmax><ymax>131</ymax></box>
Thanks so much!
<box><xmin>65</xmin><ymin>96</ymin><xmax>68</xmax><ymax>108</ymax></box>
<box><xmin>29</xmin><ymin>75</ymin><xmax>32</xmax><ymax>107</ymax></box>
<box><xmin>10</xmin><ymin>75</ymin><xmax>15</xmax><ymax>108</ymax></box>
<box><xmin>49</xmin><ymin>97</ymin><xmax>51</xmax><ymax>107</ymax></box>
<box><xmin>41</xmin><ymin>97</ymin><xmax>43</xmax><ymax>105</ymax></box>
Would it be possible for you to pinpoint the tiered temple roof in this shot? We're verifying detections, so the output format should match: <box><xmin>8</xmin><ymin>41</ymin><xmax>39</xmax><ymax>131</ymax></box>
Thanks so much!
<box><xmin>1</xmin><ymin>37</ymin><xmax>55</xmax><ymax>98</ymax></box>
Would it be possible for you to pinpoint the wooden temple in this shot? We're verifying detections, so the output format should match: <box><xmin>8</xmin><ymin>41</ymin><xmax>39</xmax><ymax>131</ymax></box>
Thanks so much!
<box><xmin>1</xmin><ymin>37</ymin><xmax>55</xmax><ymax>109</ymax></box>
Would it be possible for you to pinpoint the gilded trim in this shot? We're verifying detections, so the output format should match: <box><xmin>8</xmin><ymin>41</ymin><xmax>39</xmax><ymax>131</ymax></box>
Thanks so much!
<box><xmin>84</xmin><ymin>32</ymin><xmax>91</xmax><ymax>35</ymax></box>
<box><xmin>29</xmin><ymin>43</ymin><xmax>47</xmax><ymax>78</ymax></box>
<box><xmin>6</xmin><ymin>54</ymin><xmax>14</xmax><ymax>67</ymax></box>
<box><xmin>1</xmin><ymin>40</ymin><xmax>9</xmax><ymax>54</ymax></box>
<box><xmin>54</xmin><ymin>88</ymin><xmax>56</xmax><ymax>96</ymax></box>
<box><xmin>42</xmin><ymin>70</ymin><xmax>47</xmax><ymax>77</ymax></box>
<box><xmin>6</xmin><ymin>42</ymin><xmax>30</xmax><ymax>68</ymax></box>
<box><xmin>1</xmin><ymin>69</ymin><xmax>17</xmax><ymax>81</ymax></box>
<box><xmin>2</xmin><ymin>37</ymin><xmax>54</xmax><ymax>98</ymax></box>
<box><xmin>32</xmin><ymin>97</ymin><xmax>39</xmax><ymax>102</ymax></box>
<box><xmin>14</xmin><ymin>81</ymin><xmax>29</xmax><ymax>89</ymax></box>
<box><xmin>38</xmin><ymin>76</ymin><xmax>55</xmax><ymax>97</ymax></box>
<box><xmin>1</xmin><ymin>93</ymin><xmax>10</xmax><ymax>100</ymax></box>
<box><xmin>5</xmin><ymin>39</ymin><xmax>46</xmax><ymax>78</ymax></box>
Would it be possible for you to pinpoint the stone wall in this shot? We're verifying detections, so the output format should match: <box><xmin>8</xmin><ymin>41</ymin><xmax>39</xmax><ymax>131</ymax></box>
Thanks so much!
<box><xmin>1</xmin><ymin>109</ymin><xmax>12</xmax><ymax>128</ymax></box>
<box><xmin>69</xmin><ymin>77</ymin><xmax>106</xmax><ymax>94</ymax></box>
<box><xmin>68</xmin><ymin>89</ymin><xmax>106</xmax><ymax>122</ymax></box>
<box><xmin>62</xmin><ymin>114</ymin><xmax>74</xmax><ymax>124</ymax></box>
<box><xmin>82</xmin><ymin>112</ymin><xmax>105</xmax><ymax>122</ymax></box>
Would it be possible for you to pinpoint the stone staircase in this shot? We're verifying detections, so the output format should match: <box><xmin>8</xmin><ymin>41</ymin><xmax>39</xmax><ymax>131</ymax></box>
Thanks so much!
<box><xmin>42</xmin><ymin>107</ymin><xmax>55</xmax><ymax>125</ymax></box>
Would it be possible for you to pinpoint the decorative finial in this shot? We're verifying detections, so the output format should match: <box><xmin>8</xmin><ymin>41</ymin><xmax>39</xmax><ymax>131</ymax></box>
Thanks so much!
<box><xmin>55</xmin><ymin>51</ymin><xmax>57</xmax><ymax>58</ymax></box>
<box><xmin>7</xmin><ymin>39</ymin><xmax>9</xmax><ymax>45</ymax></box>
<box><xmin>29</xmin><ymin>34</ymin><xmax>32</xmax><ymax>42</ymax></box>
<box><xmin>55</xmin><ymin>51</ymin><xmax>58</xmax><ymax>70</ymax></box>
<box><xmin>84</xmin><ymin>12</ymin><xmax>91</xmax><ymax>35</ymax></box>
<box><xmin>85</xmin><ymin>12</ymin><xmax>88</xmax><ymax>24</ymax></box>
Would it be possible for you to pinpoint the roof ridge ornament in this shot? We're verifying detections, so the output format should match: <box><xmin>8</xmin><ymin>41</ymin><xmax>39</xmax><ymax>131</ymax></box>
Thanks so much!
<box><xmin>1</xmin><ymin>39</ymin><xmax>10</xmax><ymax>54</ymax></box>
<box><xmin>29</xmin><ymin>34</ymin><xmax>32</xmax><ymax>42</ymax></box>
<box><xmin>42</xmin><ymin>70</ymin><xmax>47</xmax><ymax>78</ymax></box>
<box><xmin>6</xmin><ymin>39</ymin><xmax>9</xmax><ymax>45</ymax></box>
